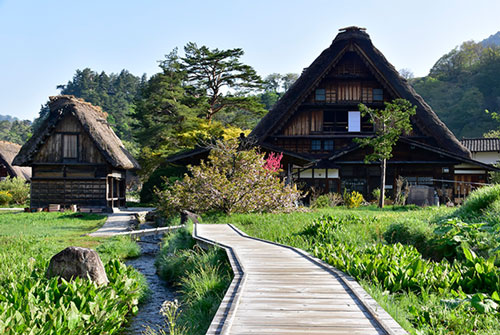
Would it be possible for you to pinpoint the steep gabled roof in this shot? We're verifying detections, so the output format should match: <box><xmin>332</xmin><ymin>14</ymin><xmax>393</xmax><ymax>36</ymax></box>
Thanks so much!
<box><xmin>0</xmin><ymin>141</ymin><xmax>31</xmax><ymax>180</ymax></box>
<box><xmin>461</xmin><ymin>138</ymin><xmax>500</xmax><ymax>152</ymax></box>
<box><xmin>13</xmin><ymin>96</ymin><xmax>140</xmax><ymax>169</ymax></box>
<box><xmin>250</xmin><ymin>27</ymin><xmax>470</xmax><ymax>157</ymax></box>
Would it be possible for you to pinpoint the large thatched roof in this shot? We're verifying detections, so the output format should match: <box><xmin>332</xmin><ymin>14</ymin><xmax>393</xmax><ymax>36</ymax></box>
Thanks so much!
<box><xmin>13</xmin><ymin>96</ymin><xmax>140</xmax><ymax>169</ymax></box>
<box><xmin>0</xmin><ymin>141</ymin><xmax>31</xmax><ymax>180</ymax></box>
<box><xmin>250</xmin><ymin>27</ymin><xmax>470</xmax><ymax>158</ymax></box>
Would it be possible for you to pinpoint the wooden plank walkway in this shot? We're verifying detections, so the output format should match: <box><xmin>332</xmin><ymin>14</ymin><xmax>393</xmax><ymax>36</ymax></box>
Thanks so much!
<box><xmin>193</xmin><ymin>224</ymin><xmax>407</xmax><ymax>335</ymax></box>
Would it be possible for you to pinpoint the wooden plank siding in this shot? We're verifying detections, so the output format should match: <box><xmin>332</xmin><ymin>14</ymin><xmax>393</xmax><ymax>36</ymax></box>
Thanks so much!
<box><xmin>34</xmin><ymin>114</ymin><xmax>106</xmax><ymax>164</ymax></box>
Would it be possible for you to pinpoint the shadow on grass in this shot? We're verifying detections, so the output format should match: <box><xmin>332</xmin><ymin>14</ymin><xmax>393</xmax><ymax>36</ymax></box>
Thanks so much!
<box><xmin>56</xmin><ymin>213</ymin><xmax>107</xmax><ymax>221</ymax></box>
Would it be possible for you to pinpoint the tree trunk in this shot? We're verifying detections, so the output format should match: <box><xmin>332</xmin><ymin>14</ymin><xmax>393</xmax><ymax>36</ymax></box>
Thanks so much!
<box><xmin>379</xmin><ymin>158</ymin><xmax>386</xmax><ymax>208</ymax></box>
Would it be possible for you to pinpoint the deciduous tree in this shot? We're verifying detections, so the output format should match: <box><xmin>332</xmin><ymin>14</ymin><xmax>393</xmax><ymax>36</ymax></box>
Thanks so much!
<box><xmin>355</xmin><ymin>99</ymin><xmax>416</xmax><ymax>208</ymax></box>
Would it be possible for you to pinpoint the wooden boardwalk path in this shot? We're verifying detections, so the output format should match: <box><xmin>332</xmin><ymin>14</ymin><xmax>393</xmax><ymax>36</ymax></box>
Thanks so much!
<box><xmin>194</xmin><ymin>224</ymin><xmax>407</xmax><ymax>335</ymax></box>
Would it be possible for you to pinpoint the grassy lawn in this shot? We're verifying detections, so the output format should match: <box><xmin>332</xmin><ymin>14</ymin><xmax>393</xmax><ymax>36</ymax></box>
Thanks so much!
<box><xmin>202</xmin><ymin>187</ymin><xmax>500</xmax><ymax>335</ymax></box>
<box><xmin>0</xmin><ymin>211</ymin><xmax>146</xmax><ymax>335</ymax></box>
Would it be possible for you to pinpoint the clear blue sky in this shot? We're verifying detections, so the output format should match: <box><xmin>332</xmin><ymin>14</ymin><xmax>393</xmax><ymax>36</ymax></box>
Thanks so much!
<box><xmin>2</xmin><ymin>0</ymin><xmax>500</xmax><ymax>120</ymax></box>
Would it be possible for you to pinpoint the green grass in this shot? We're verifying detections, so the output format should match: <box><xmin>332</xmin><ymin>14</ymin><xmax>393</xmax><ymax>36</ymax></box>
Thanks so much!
<box><xmin>0</xmin><ymin>211</ymin><xmax>147</xmax><ymax>334</ymax></box>
<box><xmin>155</xmin><ymin>226</ymin><xmax>232</xmax><ymax>335</ymax></box>
<box><xmin>202</xmin><ymin>198</ymin><xmax>500</xmax><ymax>335</ymax></box>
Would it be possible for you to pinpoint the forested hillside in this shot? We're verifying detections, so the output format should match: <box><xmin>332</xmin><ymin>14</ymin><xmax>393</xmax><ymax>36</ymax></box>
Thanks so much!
<box><xmin>412</xmin><ymin>37</ymin><xmax>500</xmax><ymax>138</ymax></box>
<box><xmin>0</xmin><ymin>119</ymin><xmax>31</xmax><ymax>145</ymax></box>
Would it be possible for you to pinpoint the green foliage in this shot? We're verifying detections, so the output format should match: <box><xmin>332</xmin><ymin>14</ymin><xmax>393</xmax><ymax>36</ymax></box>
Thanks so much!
<box><xmin>0</xmin><ymin>212</ymin><xmax>146</xmax><ymax>335</ymax></box>
<box><xmin>140</xmin><ymin>165</ymin><xmax>186</xmax><ymax>204</ymax></box>
<box><xmin>343</xmin><ymin>190</ymin><xmax>364</xmax><ymax>208</ymax></box>
<box><xmin>489</xmin><ymin>163</ymin><xmax>500</xmax><ymax>185</ymax></box>
<box><xmin>0</xmin><ymin>258</ymin><xmax>143</xmax><ymax>335</ymax></box>
<box><xmin>310</xmin><ymin>193</ymin><xmax>342</xmax><ymax>208</ymax></box>
<box><xmin>157</xmin><ymin>139</ymin><xmax>302</xmax><ymax>216</ymax></box>
<box><xmin>355</xmin><ymin>99</ymin><xmax>416</xmax><ymax>208</ymax></box>
<box><xmin>384</xmin><ymin>221</ymin><xmax>435</xmax><ymax>257</ymax></box>
<box><xmin>412</xmin><ymin>40</ymin><xmax>500</xmax><ymax>137</ymax></box>
<box><xmin>356</xmin><ymin>99</ymin><xmax>416</xmax><ymax>163</ymax></box>
<box><xmin>143</xmin><ymin>299</ymin><xmax>187</xmax><ymax>335</ymax></box>
<box><xmin>51</xmin><ymin>68</ymin><xmax>143</xmax><ymax>143</ymax></box>
<box><xmin>0</xmin><ymin>120</ymin><xmax>32</xmax><ymax>144</ymax></box>
<box><xmin>181</xmin><ymin>42</ymin><xmax>264</xmax><ymax>122</ymax></box>
<box><xmin>96</xmin><ymin>236</ymin><xmax>141</xmax><ymax>259</ymax></box>
<box><xmin>0</xmin><ymin>191</ymin><xmax>12</xmax><ymax>205</ymax></box>
<box><xmin>156</xmin><ymin>228</ymin><xmax>232</xmax><ymax>335</ymax></box>
<box><xmin>0</xmin><ymin>176</ymin><xmax>29</xmax><ymax>205</ymax></box>
<box><xmin>458</xmin><ymin>184</ymin><xmax>500</xmax><ymax>218</ymax></box>
<box><xmin>433</xmin><ymin>218</ymin><xmax>498</xmax><ymax>260</ymax></box>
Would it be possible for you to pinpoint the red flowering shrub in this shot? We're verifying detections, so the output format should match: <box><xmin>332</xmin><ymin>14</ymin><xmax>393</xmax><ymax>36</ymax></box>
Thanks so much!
<box><xmin>263</xmin><ymin>152</ymin><xmax>283</xmax><ymax>172</ymax></box>
<box><xmin>157</xmin><ymin>140</ymin><xmax>302</xmax><ymax>216</ymax></box>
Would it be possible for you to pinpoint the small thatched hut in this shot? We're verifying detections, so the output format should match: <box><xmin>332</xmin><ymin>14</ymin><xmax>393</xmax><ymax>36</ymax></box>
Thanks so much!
<box><xmin>0</xmin><ymin>141</ymin><xmax>31</xmax><ymax>180</ymax></box>
<box><xmin>13</xmin><ymin>95</ymin><xmax>140</xmax><ymax>210</ymax></box>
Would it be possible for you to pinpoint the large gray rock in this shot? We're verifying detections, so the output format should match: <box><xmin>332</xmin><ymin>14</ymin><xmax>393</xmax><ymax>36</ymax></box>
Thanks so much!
<box><xmin>407</xmin><ymin>185</ymin><xmax>435</xmax><ymax>207</ymax></box>
<box><xmin>47</xmin><ymin>247</ymin><xmax>108</xmax><ymax>285</ymax></box>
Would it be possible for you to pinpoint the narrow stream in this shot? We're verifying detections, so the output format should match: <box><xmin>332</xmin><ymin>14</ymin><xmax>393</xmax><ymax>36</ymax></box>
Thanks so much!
<box><xmin>124</xmin><ymin>233</ymin><xmax>176</xmax><ymax>334</ymax></box>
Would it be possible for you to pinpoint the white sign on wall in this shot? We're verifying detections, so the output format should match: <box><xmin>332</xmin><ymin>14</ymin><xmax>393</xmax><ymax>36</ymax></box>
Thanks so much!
<box><xmin>348</xmin><ymin>111</ymin><xmax>361</xmax><ymax>132</ymax></box>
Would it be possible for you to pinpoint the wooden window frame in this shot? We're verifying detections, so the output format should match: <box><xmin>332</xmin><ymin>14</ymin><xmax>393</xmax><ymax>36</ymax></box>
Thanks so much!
<box><xmin>372</xmin><ymin>88</ymin><xmax>383</xmax><ymax>101</ymax></box>
<box><xmin>311</xmin><ymin>139</ymin><xmax>322</xmax><ymax>151</ymax></box>
<box><xmin>61</xmin><ymin>132</ymin><xmax>79</xmax><ymax>162</ymax></box>
<box><xmin>324</xmin><ymin>139</ymin><xmax>334</xmax><ymax>151</ymax></box>
<box><xmin>315</xmin><ymin>88</ymin><xmax>326</xmax><ymax>102</ymax></box>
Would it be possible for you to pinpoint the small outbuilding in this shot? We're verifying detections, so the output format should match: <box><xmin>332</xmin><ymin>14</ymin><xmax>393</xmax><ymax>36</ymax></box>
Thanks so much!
<box><xmin>0</xmin><ymin>141</ymin><xmax>31</xmax><ymax>180</ymax></box>
<box><xmin>13</xmin><ymin>95</ymin><xmax>140</xmax><ymax>210</ymax></box>
<box><xmin>461</xmin><ymin>138</ymin><xmax>500</xmax><ymax>165</ymax></box>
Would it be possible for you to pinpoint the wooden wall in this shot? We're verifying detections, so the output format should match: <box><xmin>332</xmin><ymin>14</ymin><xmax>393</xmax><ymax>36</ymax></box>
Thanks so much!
<box><xmin>31</xmin><ymin>179</ymin><xmax>107</xmax><ymax>208</ymax></box>
<box><xmin>34</xmin><ymin>114</ymin><xmax>106</xmax><ymax>164</ymax></box>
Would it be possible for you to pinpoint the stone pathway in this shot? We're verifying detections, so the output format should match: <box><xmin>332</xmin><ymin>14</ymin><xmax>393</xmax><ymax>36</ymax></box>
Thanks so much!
<box><xmin>89</xmin><ymin>207</ymin><xmax>154</xmax><ymax>237</ymax></box>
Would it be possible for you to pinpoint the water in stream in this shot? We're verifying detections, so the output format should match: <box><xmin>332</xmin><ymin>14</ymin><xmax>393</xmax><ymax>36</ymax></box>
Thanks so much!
<box><xmin>124</xmin><ymin>233</ymin><xmax>176</xmax><ymax>334</ymax></box>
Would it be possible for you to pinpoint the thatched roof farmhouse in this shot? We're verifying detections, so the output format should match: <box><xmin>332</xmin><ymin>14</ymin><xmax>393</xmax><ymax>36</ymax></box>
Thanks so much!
<box><xmin>13</xmin><ymin>95</ymin><xmax>139</xmax><ymax>210</ymax></box>
<box><xmin>0</xmin><ymin>141</ymin><xmax>31</xmax><ymax>180</ymax></box>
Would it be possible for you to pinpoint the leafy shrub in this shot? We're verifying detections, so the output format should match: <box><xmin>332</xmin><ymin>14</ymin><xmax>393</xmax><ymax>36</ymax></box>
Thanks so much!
<box><xmin>0</xmin><ymin>191</ymin><xmax>12</xmax><ymax>205</ymax></box>
<box><xmin>157</xmin><ymin>140</ymin><xmax>302</xmax><ymax>216</ymax></box>
<box><xmin>459</xmin><ymin>184</ymin><xmax>500</xmax><ymax>217</ymax></box>
<box><xmin>343</xmin><ymin>190</ymin><xmax>364</xmax><ymax>208</ymax></box>
<box><xmin>0</xmin><ymin>177</ymin><xmax>29</xmax><ymax>205</ymax></box>
<box><xmin>140</xmin><ymin>165</ymin><xmax>186</xmax><ymax>204</ymax></box>
<box><xmin>384</xmin><ymin>221</ymin><xmax>435</xmax><ymax>257</ymax></box>
<box><xmin>432</xmin><ymin>218</ymin><xmax>498</xmax><ymax>261</ymax></box>
<box><xmin>311</xmin><ymin>193</ymin><xmax>342</xmax><ymax>208</ymax></box>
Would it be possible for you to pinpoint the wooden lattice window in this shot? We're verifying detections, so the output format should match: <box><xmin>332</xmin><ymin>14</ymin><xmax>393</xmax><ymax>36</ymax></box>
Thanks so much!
<box><xmin>373</xmin><ymin>88</ymin><xmax>383</xmax><ymax>101</ymax></box>
<box><xmin>315</xmin><ymin>89</ymin><xmax>326</xmax><ymax>101</ymax></box>
<box><xmin>63</xmin><ymin>134</ymin><xmax>78</xmax><ymax>159</ymax></box>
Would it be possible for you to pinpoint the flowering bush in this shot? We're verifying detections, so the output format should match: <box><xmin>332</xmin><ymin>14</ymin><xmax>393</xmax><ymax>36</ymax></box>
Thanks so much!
<box><xmin>0</xmin><ymin>191</ymin><xmax>12</xmax><ymax>206</ymax></box>
<box><xmin>343</xmin><ymin>190</ymin><xmax>364</xmax><ymax>208</ymax></box>
<box><xmin>0</xmin><ymin>177</ymin><xmax>29</xmax><ymax>205</ymax></box>
<box><xmin>157</xmin><ymin>140</ymin><xmax>302</xmax><ymax>216</ymax></box>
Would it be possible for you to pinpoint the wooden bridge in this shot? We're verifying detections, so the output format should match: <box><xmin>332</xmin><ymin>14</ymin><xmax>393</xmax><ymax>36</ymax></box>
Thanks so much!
<box><xmin>193</xmin><ymin>224</ymin><xmax>407</xmax><ymax>335</ymax></box>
